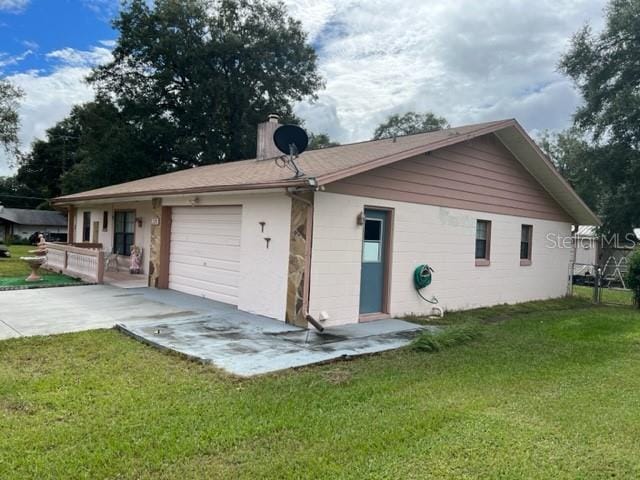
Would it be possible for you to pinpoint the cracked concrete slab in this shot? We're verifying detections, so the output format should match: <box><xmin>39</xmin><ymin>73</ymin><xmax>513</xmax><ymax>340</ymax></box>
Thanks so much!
<box><xmin>118</xmin><ymin>315</ymin><xmax>430</xmax><ymax>377</ymax></box>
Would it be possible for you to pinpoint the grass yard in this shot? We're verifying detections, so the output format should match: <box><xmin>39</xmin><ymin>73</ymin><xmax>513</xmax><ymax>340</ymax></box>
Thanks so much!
<box><xmin>0</xmin><ymin>244</ymin><xmax>82</xmax><ymax>288</ymax></box>
<box><xmin>573</xmin><ymin>284</ymin><xmax>635</xmax><ymax>305</ymax></box>
<box><xmin>1</xmin><ymin>298</ymin><xmax>640</xmax><ymax>478</ymax></box>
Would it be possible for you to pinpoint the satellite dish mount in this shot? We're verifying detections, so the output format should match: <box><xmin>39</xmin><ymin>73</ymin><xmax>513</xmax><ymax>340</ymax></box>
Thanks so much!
<box><xmin>273</xmin><ymin>124</ymin><xmax>309</xmax><ymax>178</ymax></box>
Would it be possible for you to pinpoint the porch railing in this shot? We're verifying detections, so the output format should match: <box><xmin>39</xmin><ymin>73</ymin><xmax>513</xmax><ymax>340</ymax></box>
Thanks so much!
<box><xmin>44</xmin><ymin>242</ymin><xmax>104</xmax><ymax>284</ymax></box>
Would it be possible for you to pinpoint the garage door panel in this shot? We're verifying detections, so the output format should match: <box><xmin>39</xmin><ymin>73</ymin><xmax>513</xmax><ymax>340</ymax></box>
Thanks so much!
<box><xmin>170</xmin><ymin>232</ymin><xmax>240</xmax><ymax>246</ymax></box>
<box><xmin>170</xmin><ymin>220</ymin><xmax>241</xmax><ymax>232</ymax></box>
<box><xmin>166</xmin><ymin>279</ymin><xmax>238</xmax><ymax>304</ymax></box>
<box><xmin>170</xmin><ymin>243</ymin><xmax>241</xmax><ymax>260</ymax></box>
<box><xmin>169</xmin><ymin>263</ymin><xmax>240</xmax><ymax>286</ymax></box>
<box><xmin>169</xmin><ymin>253</ymin><xmax>239</xmax><ymax>272</ymax></box>
<box><xmin>171</xmin><ymin>205</ymin><xmax>240</xmax><ymax>216</ymax></box>
<box><xmin>169</xmin><ymin>206</ymin><xmax>242</xmax><ymax>305</ymax></box>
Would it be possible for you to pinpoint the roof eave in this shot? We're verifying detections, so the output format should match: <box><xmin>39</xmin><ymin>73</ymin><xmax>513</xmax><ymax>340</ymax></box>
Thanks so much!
<box><xmin>51</xmin><ymin>179</ymin><xmax>307</xmax><ymax>205</ymax></box>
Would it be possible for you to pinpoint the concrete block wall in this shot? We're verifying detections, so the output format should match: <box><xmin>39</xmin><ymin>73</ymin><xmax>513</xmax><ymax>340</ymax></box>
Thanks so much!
<box><xmin>308</xmin><ymin>191</ymin><xmax>573</xmax><ymax>326</ymax></box>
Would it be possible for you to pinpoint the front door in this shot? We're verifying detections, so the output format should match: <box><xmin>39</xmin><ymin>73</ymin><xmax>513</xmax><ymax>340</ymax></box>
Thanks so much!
<box><xmin>359</xmin><ymin>209</ymin><xmax>389</xmax><ymax>316</ymax></box>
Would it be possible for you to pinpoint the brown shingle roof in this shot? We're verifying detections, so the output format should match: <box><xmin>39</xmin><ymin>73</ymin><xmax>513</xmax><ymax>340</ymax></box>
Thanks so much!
<box><xmin>53</xmin><ymin>119</ymin><xmax>512</xmax><ymax>203</ymax></box>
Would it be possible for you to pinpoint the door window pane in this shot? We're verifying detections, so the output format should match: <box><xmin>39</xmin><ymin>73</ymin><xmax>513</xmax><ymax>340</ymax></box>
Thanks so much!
<box><xmin>114</xmin><ymin>211</ymin><xmax>135</xmax><ymax>255</ymax></box>
<box><xmin>363</xmin><ymin>242</ymin><xmax>381</xmax><ymax>262</ymax></box>
<box><xmin>362</xmin><ymin>218</ymin><xmax>383</xmax><ymax>263</ymax></box>
<box><xmin>364</xmin><ymin>218</ymin><xmax>382</xmax><ymax>241</ymax></box>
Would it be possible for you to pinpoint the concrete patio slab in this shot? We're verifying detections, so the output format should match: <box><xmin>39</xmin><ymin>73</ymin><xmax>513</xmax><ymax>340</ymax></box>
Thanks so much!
<box><xmin>118</xmin><ymin>314</ymin><xmax>430</xmax><ymax>377</ymax></box>
<box><xmin>0</xmin><ymin>285</ymin><xmax>197</xmax><ymax>339</ymax></box>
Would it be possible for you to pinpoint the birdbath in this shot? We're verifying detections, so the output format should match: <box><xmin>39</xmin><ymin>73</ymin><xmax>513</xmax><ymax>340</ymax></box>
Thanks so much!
<box><xmin>20</xmin><ymin>256</ymin><xmax>46</xmax><ymax>282</ymax></box>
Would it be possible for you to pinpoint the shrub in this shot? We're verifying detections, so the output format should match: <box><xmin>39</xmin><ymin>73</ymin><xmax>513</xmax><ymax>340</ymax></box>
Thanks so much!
<box><xmin>412</xmin><ymin>324</ymin><xmax>482</xmax><ymax>353</ymax></box>
<box><xmin>627</xmin><ymin>249</ymin><xmax>640</xmax><ymax>308</ymax></box>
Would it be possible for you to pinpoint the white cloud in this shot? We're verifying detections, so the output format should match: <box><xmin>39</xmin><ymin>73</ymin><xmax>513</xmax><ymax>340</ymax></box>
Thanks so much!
<box><xmin>0</xmin><ymin>45</ymin><xmax>113</xmax><ymax>176</ymax></box>
<box><xmin>0</xmin><ymin>49</ymin><xmax>33</xmax><ymax>69</ymax></box>
<box><xmin>0</xmin><ymin>0</ymin><xmax>29</xmax><ymax>13</ymax></box>
<box><xmin>46</xmin><ymin>46</ymin><xmax>112</xmax><ymax>67</ymax></box>
<box><xmin>1</xmin><ymin>1</ymin><xmax>610</xmax><ymax>175</ymax></box>
<box><xmin>287</xmin><ymin>0</ymin><xmax>608</xmax><ymax>143</ymax></box>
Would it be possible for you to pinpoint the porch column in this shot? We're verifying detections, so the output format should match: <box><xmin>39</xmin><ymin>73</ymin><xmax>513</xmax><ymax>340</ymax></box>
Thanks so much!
<box><xmin>148</xmin><ymin>198</ymin><xmax>171</xmax><ymax>288</ymax></box>
<box><xmin>66</xmin><ymin>206</ymin><xmax>76</xmax><ymax>243</ymax></box>
<box><xmin>285</xmin><ymin>192</ymin><xmax>314</xmax><ymax>328</ymax></box>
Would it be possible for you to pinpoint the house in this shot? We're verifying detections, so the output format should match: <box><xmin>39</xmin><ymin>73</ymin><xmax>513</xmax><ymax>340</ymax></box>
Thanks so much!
<box><xmin>52</xmin><ymin>118</ymin><xmax>600</xmax><ymax>327</ymax></box>
<box><xmin>0</xmin><ymin>206</ymin><xmax>67</xmax><ymax>242</ymax></box>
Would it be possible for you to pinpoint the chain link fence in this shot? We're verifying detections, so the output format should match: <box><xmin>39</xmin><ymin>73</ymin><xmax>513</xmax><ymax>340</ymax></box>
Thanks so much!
<box><xmin>570</xmin><ymin>260</ymin><xmax>635</xmax><ymax>306</ymax></box>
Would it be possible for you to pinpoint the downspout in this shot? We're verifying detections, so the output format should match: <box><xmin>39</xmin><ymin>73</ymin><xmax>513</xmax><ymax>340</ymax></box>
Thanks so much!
<box><xmin>286</xmin><ymin>186</ymin><xmax>315</xmax><ymax>324</ymax></box>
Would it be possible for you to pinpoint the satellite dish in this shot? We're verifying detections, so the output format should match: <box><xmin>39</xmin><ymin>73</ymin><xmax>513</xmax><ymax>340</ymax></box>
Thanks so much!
<box><xmin>273</xmin><ymin>124</ymin><xmax>309</xmax><ymax>156</ymax></box>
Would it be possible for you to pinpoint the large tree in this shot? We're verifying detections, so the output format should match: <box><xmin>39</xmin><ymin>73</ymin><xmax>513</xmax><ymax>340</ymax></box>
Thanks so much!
<box><xmin>17</xmin><ymin>98</ymin><xmax>156</xmax><ymax>197</ymax></box>
<box><xmin>0</xmin><ymin>79</ymin><xmax>23</xmax><ymax>162</ymax></box>
<box><xmin>559</xmin><ymin>0</ymin><xmax>640</xmax><ymax>234</ymax></box>
<box><xmin>89</xmin><ymin>0</ymin><xmax>323</xmax><ymax>169</ymax></box>
<box><xmin>0</xmin><ymin>176</ymin><xmax>42</xmax><ymax>209</ymax></box>
<box><xmin>538</xmin><ymin>129</ymin><xmax>601</xmax><ymax>212</ymax></box>
<box><xmin>373</xmin><ymin>111</ymin><xmax>449</xmax><ymax>140</ymax></box>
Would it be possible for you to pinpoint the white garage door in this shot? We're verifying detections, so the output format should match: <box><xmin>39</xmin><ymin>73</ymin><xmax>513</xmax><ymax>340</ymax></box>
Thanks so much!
<box><xmin>169</xmin><ymin>206</ymin><xmax>242</xmax><ymax>305</ymax></box>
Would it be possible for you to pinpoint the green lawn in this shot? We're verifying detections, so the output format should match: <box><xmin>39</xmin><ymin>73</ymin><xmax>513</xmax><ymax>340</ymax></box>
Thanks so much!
<box><xmin>573</xmin><ymin>284</ymin><xmax>635</xmax><ymax>305</ymax></box>
<box><xmin>0</xmin><ymin>244</ymin><xmax>82</xmax><ymax>288</ymax></box>
<box><xmin>1</xmin><ymin>299</ymin><xmax>640</xmax><ymax>478</ymax></box>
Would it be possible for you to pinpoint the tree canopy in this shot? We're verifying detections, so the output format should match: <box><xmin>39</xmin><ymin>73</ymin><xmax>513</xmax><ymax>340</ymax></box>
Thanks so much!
<box><xmin>559</xmin><ymin>0</ymin><xmax>640</xmax><ymax>234</ymax></box>
<box><xmin>17</xmin><ymin>98</ymin><xmax>165</xmax><ymax>197</ymax></box>
<box><xmin>0</xmin><ymin>79</ymin><xmax>23</xmax><ymax>162</ymax></box>
<box><xmin>90</xmin><ymin>0</ymin><xmax>323</xmax><ymax>170</ymax></box>
<box><xmin>11</xmin><ymin>0</ymin><xmax>323</xmax><ymax>203</ymax></box>
<box><xmin>308</xmin><ymin>133</ymin><xmax>339</xmax><ymax>150</ymax></box>
<box><xmin>373</xmin><ymin>111</ymin><xmax>449</xmax><ymax>140</ymax></box>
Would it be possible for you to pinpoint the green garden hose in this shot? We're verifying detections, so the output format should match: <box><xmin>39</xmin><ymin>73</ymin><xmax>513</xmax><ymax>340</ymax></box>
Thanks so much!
<box><xmin>414</xmin><ymin>264</ymin><xmax>439</xmax><ymax>304</ymax></box>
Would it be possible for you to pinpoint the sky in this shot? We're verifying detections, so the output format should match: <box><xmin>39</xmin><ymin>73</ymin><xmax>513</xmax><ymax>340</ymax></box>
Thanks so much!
<box><xmin>0</xmin><ymin>0</ymin><xmax>608</xmax><ymax>176</ymax></box>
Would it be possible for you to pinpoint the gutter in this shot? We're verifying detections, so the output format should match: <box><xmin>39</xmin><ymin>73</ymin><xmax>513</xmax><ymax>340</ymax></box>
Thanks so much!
<box><xmin>51</xmin><ymin>179</ymin><xmax>308</xmax><ymax>205</ymax></box>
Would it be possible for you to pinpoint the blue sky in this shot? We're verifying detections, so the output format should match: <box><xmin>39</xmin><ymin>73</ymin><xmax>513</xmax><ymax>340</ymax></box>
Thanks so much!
<box><xmin>0</xmin><ymin>0</ymin><xmax>608</xmax><ymax>176</ymax></box>
<box><xmin>0</xmin><ymin>0</ymin><xmax>115</xmax><ymax>75</ymax></box>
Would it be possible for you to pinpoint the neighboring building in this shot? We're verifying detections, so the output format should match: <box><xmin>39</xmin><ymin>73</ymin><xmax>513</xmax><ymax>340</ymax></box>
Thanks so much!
<box><xmin>53</xmin><ymin>118</ymin><xmax>600</xmax><ymax>327</ymax></box>
<box><xmin>0</xmin><ymin>207</ymin><xmax>67</xmax><ymax>242</ymax></box>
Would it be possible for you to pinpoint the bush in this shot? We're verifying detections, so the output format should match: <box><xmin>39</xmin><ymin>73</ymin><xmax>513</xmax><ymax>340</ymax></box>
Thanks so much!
<box><xmin>626</xmin><ymin>250</ymin><xmax>640</xmax><ymax>308</ymax></box>
<box><xmin>412</xmin><ymin>324</ymin><xmax>482</xmax><ymax>353</ymax></box>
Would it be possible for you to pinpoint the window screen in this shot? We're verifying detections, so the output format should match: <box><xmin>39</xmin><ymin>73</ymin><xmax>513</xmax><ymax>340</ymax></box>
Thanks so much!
<box><xmin>520</xmin><ymin>225</ymin><xmax>532</xmax><ymax>260</ymax></box>
<box><xmin>475</xmin><ymin>220</ymin><xmax>490</xmax><ymax>260</ymax></box>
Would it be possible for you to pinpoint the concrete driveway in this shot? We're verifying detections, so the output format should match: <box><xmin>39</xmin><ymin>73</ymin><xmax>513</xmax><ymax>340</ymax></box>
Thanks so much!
<box><xmin>0</xmin><ymin>285</ymin><xmax>197</xmax><ymax>340</ymax></box>
<box><xmin>1</xmin><ymin>284</ymin><xmax>429</xmax><ymax>376</ymax></box>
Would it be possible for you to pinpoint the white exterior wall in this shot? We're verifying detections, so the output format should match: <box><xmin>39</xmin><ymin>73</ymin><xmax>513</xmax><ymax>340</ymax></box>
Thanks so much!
<box><xmin>309</xmin><ymin>192</ymin><xmax>573</xmax><ymax>326</ymax></box>
<box><xmin>74</xmin><ymin>201</ymin><xmax>153</xmax><ymax>273</ymax></box>
<box><xmin>163</xmin><ymin>192</ymin><xmax>291</xmax><ymax>321</ymax></box>
<box><xmin>7</xmin><ymin>224</ymin><xmax>66</xmax><ymax>240</ymax></box>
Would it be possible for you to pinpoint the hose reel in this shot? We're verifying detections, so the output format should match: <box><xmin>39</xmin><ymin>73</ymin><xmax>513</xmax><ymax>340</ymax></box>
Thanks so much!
<box><xmin>413</xmin><ymin>264</ymin><xmax>439</xmax><ymax>304</ymax></box>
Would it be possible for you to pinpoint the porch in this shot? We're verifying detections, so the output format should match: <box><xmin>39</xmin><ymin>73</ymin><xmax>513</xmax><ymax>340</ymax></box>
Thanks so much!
<box><xmin>44</xmin><ymin>242</ymin><xmax>149</xmax><ymax>288</ymax></box>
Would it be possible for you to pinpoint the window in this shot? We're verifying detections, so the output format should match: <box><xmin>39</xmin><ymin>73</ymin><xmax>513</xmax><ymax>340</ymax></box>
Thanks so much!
<box><xmin>362</xmin><ymin>217</ymin><xmax>383</xmax><ymax>263</ymax></box>
<box><xmin>82</xmin><ymin>212</ymin><xmax>91</xmax><ymax>242</ymax></box>
<box><xmin>520</xmin><ymin>225</ymin><xmax>533</xmax><ymax>265</ymax></box>
<box><xmin>102</xmin><ymin>211</ymin><xmax>109</xmax><ymax>232</ymax></box>
<box><xmin>475</xmin><ymin>220</ymin><xmax>491</xmax><ymax>266</ymax></box>
<box><xmin>113</xmin><ymin>211</ymin><xmax>135</xmax><ymax>256</ymax></box>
